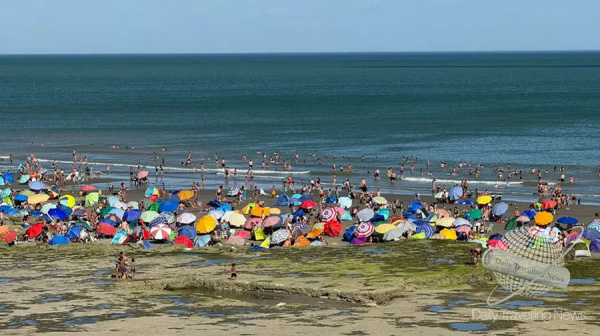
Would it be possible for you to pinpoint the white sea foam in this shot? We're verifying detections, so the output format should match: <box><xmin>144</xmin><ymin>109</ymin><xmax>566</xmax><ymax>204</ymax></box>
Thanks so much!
<box><xmin>402</xmin><ymin>176</ymin><xmax>523</xmax><ymax>186</ymax></box>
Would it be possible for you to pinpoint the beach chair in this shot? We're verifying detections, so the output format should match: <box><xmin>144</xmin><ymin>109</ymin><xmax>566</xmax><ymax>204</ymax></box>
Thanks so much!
<box><xmin>486</xmin><ymin>223</ymin><xmax>494</xmax><ymax>235</ymax></box>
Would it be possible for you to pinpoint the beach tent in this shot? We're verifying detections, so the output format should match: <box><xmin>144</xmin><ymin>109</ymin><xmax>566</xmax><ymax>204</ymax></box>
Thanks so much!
<box><xmin>573</xmin><ymin>239</ymin><xmax>591</xmax><ymax>258</ymax></box>
<box><xmin>273</xmin><ymin>194</ymin><xmax>290</xmax><ymax>206</ymax></box>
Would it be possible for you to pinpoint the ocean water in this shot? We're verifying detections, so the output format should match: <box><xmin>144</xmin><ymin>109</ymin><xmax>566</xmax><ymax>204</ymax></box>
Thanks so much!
<box><xmin>1</xmin><ymin>52</ymin><xmax>599</xmax><ymax>203</ymax></box>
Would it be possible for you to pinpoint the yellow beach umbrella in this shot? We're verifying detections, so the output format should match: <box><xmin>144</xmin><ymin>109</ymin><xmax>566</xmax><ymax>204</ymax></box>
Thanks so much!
<box><xmin>268</xmin><ymin>208</ymin><xmax>281</xmax><ymax>215</ymax></box>
<box><xmin>375</xmin><ymin>224</ymin><xmax>396</xmax><ymax>234</ymax></box>
<box><xmin>477</xmin><ymin>195</ymin><xmax>492</xmax><ymax>205</ymax></box>
<box><xmin>59</xmin><ymin>195</ymin><xmax>76</xmax><ymax>208</ymax></box>
<box><xmin>411</xmin><ymin>232</ymin><xmax>426</xmax><ymax>239</ymax></box>
<box><xmin>372</xmin><ymin>196</ymin><xmax>387</xmax><ymax>205</ymax></box>
<box><xmin>534</xmin><ymin>212</ymin><xmax>553</xmax><ymax>226</ymax></box>
<box><xmin>440</xmin><ymin>228</ymin><xmax>457</xmax><ymax>240</ymax></box>
<box><xmin>196</xmin><ymin>215</ymin><xmax>217</xmax><ymax>233</ymax></box>
<box><xmin>306</xmin><ymin>228</ymin><xmax>324</xmax><ymax>239</ymax></box>
<box><xmin>20</xmin><ymin>190</ymin><xmax>35</xmax><ymax>197</ymax></box>
<box><xmin>177</xmin><ymin>190</ymin><xmax>194</xmax><ymax>201</ymax></box>
<box><xmin>260</xmin><ymin>237</ymin><xmax>271</xmax><ymax>248</ymax></box>
<box><xmin>436</xmin><ymin>217</ymin><xmax>455</xmax><ymax>228</ymax></box>
<box><xmin>250</xmin><ymin>207</ymin><xmax>270</xmax><ymax>218</ymax></box>
<box><xmin>313</xmin><ymin>222</ymin><xmax>325</xmax><ymax>230</ymax></box>
<box><xmin>28</xmin><ymin>194</ymin><xmax>49</xmax><ymax>205</ymax></box>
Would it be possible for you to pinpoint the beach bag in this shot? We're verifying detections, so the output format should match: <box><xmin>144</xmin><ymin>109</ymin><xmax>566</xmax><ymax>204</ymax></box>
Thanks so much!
<box><xmin>253</xmin><ymin>226</ymin><xmax>265</xmax><ymax>241</ymax></box>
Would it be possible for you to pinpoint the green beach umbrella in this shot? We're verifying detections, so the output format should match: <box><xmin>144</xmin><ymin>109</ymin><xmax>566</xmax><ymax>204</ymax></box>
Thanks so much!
<box><xmin>504</xmin><ymin>217</ymin><xmax>518</xmax><ymax>231</ymax></box>
<box><xmin>467</xmin><ymin>209</ymin><xmax>482</xmax><ymax>220</ymax></box>
<box><xmin>100</xmin><ymin>206</ymin><xmax>115</xmax><ymax>218</ymax></box>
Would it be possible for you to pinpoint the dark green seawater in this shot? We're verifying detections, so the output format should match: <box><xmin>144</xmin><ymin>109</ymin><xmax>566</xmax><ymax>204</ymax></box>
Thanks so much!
<box><xmin>1</xmin><ymin>52</ymin><xmax>599</xmax><ymax>201</ymax></box>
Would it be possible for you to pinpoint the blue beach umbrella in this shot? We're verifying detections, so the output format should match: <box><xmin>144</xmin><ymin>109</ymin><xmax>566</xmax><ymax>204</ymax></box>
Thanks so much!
<box><xmin>450</xmin><ymin>187</ymin><xmax>463</xmax><ymax>200</ymax></box>
<box><xmin>522</xmin><ymin>209</ymin><xmax>537</xmax><ymax>219</ymax></box>
<box><xmin>416</xmin><ymin>223</ymin><xmax>434</xmax><ymax>238</ymax></box>
<box><xmin>159</xmin><ymin>196</ymin><xmax>180</xmax><ymax>213</ymax></box>
<box><xmin>149</xmin><ymin>215</ymin><xmax>167</xmax><ymax>227</ymax></box>
<box><xmin>142</xmin><ymin>240</ymin><xmax>154</xmax><ymax>250</ymax></box>
<box><xmin>30</xmin><ymin>210</ymin><xmax>43</xmax><ymax>217</ymax></box>
<box><xmin>66</xmin><ymin>226</ymin><xmax>83</xmax><ymax>240</ymax></box>
<box><xmin>492</xmin><ymin>202</ymin><xmax>508</xmax><ymax>216</ymax></box>
<box><xmin>48</xmin><ymin>235</ymin><xmax>69</xmax><ymax>246</ymax></box>
<box><xmin>3</xmin><ymin>173</ymin><xmax>14</xmax><ymax>183</ymax></box>
<box><xmin>28</xmin><ymin>181</ymin><xmax>47</xmax><ymax>191</ymax></box>
<box><xmin>343</xmin><ymin>225</ymin><xmax>357</xmax><ymax>241</ymax></box>
<box><xmin>409</xmin><ymin>201</ymin><xmax>423</xmax><ymax>212</ymax></box>
<box><xmin>178</xmin><ymin>225</ymin><xmax>197</xmax><ymax>240</ymax></box>
<box><xmin>48</xmin><ymin>208</ymin><xmax>67</xmax><ymax>221</ymax></box>
<box><xmin>458</xmin><ymin>199</ymin><xmax>476</xmax><ymax>205</ymax></box>
<box><xmin>14</xmin><ymin>194</ymin><xmax>28</xmax><ymax>202</ymax></box>
<box><xmin>557</xmin><ymin>217</ymin><xmax>578</xmax><ymax>225</ymax></box>
<box><xmin>18</xmin><ymin>175</ymin><xmax>30</xmax><ymax>184</ymax></box>
<box><xmin>194</xmin><ymin>234</ymin><xmax>211</xmax><ymax>247</ymax></box>
<box><xmin>0</xmin><ymin>205</ymin><xmax>12</xmax><ymax>213</ymax></box>
<box><xmin>123</xmin><ymin>209</ymin><xmax>141</xmax><ymax>223</ymax></box>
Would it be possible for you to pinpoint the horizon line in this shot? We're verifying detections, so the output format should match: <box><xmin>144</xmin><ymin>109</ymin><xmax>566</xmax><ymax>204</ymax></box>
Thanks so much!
<box><xmin>1</xmin><ymin>49</ymin><xmax>600</xmax><ymax>56</ymax></box>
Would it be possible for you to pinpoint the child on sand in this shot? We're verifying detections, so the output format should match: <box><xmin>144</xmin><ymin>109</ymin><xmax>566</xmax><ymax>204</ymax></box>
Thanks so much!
<box><xmin>130</xmin><ymin>258</ymin><xmax>136</xmax><ymax>279</ymax></box>
<box><xmin>230</xmin><ymin>263</ymin><xmax>237</xmax><ymax>280</ymax></box>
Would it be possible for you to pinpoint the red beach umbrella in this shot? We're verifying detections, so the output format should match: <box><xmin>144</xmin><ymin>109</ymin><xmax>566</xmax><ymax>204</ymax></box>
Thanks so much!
<box><xmin>98</xmin><ymin>223</ymin><xmax>116</xmax><ymax>236</ymax></box>
<box><xmin>324</xmin><ymin>220</ymin><xmax>342</xmax><ymax>237</ymax></box>
<box><xmin>82</xmin><ymin>185</ymin><xmax>96</xmax><ymax>192</ymax></box>
<box><xmin>4</xmin><ymin>230</ymin><xmax>18</xmax><ymax>244</ymax></box>
<box><xmin>300</xmin><ymin>200</ymin><xmax>316</xmax><ymax>209</ymax></box>
<box><xmin>173</xmin><ymin>236</ymin><xmax>193</xmax><ymax>248</ymax></box>
<box><xmin>25</xmin><ymin>223</ymin><xmax>45</xmax><ymax>239</ymax></box>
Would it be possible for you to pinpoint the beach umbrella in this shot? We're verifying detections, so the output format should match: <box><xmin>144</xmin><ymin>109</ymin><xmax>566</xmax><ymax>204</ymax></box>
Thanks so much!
<box><xmin>530</xmin><ymin>202</ymin><xmax>543</xmax><ymax>211</ymax></box>
<box><xmin>466</xmin><ymin>209</ymin><xmax>482</xmax><ymax>220</ymax></box>
<box><xmin>66</xmin><ymin>226</ymin><xmax>83</xmax><ymax>240</ymax></box>
<box><xmin>176</xmin><ymin>190</ymin><xmax>194</xmax><ymax>201</ymax></box>
<box><xmin>48</xmin><ymin>208</ymin><xmax>67</xmax><ymax>221</ymax></box>
<box><xmin>557</xmin><ymin>217</ymin><xmax>578</xmax><ymax>225</ymax></box>
<box><xmin>194</xmin><ymin>234</ymin><xmax>211</xmax><ymax>247</ymax></box>
<box><xmin>476</xmin><ymin>195</ymin><xmax>492</xmax><ymax>205</ymax></box>
<box><xmin>196</xmin><ymin>216</ymin><xmax>217</xmax><ymax>234</ymax></box>
<box><xmin>158</xmin><ymin>196</ymin><xmax>180</xmax><ymax>213</ymax></box>
<box><xmin>534</xmin><ymin>212</ymin><xmax>553</xmax><ymax>226</ymax></box>
<box><xmin>226</xmin><ymin>235</ymin><xmax>246</xmax><ymax>246</ymax></box>
<box><xmin>338</xmin><ymin>197</ymin><xmax>352</xmax><ymax>209</ymax></box>
<box><xmin>434</xmin><ymin>192</ymin><xmax>443</xmax><ymax>199</ymax></box>
<box><xmin>372</xmin><ymin>196</ymin><xmax>387</xmax><ymax>205</ymax></box>
<box><xmin>76</xmin><ymin>220</ymin><xmax>94</xmax><ymax>231</ymax></box>
<box><xmin>59</xmin><ymin>195</ymin><xmax>76</xmax><ymax>208</ymax></box>
<box><xmin>408</xmin><ymin>201</ymin><xmax>423</xmax><ymax>212</ymax></box>
<box><xmin>456</xmin><ymin>225</ymin><xmax>471</xmax><ymax>233</ymax></box>
<box><xmin>320</xmin><ymin>207</ymin><xmax>337</xmax><ymax>222</ymax></box>
<box><xmin>148</xmin><ymin>215</ymin><xmax>166</xmax><ymax>227</ymax></box>
<box><xmin>350</xmin><ymin>236</ymin><xmax>367</xmax><ymax>245</ymax></box>
<box><xmin>262</xmin><ymin>215</ymin><xmax>283</xmax><ymax>228</ymax></box>
<box><xmin>244</xmin><ymin>217</ymin><xmax>263</xmax><ymax>230</ymax></box>
<box><xmin>383</xmin><ymin>227</ymin><xmax>405</xmax><ymax>241</ymax></box>
<box><xmin>306</xmin><ymin>228</ymin><xmax>324</xmax><ymax>239</ymax></box>
<box><xmin>250</xmin><ymin>207</ymin><xmax>270</xmax><ymax>218</ymax></box>
<box><xmin>228</xmin><ymin>213</ymin><xmax>246</xmax><ymax>227</ymax></box>
<box><xmin>28</xmin><ymin>181</ymin><xmax>48</xmax><ymax>191</ymax></box>
<box><xmin>141</xmin><ymin>210</ymin><xmax>160</xmax><ymax>223</ymax></box>
<box><xmin>81</xmin><ymin>185</ymin><xmax>96</xmax><ymax>192</ymax></box>
<box><xmin>208</xmin><ymin>209</ymin><xmax>224</xmax><ymax>221</ymax></box>
<box><xmin>25</xmin><ymin>223</ymin><xmax>45</xmax><ymax>238</ymax></box>
<box><xmin>355</xmin><ymin>221</ymin><xmax>374</xmax><ymax>238</ymax></box>
<box><xmin>221</xmin><ymin>210</ymin><xmax>235</xmax><ymax>222</ymax></box>
<box><xmin>582</xmin><ymin>228</ymin><xmax>599</xmax><ymax>241</ymax></box>
<box><xmin>3</xmin><ymin>173</ymin><xmax>14</xmax><ymax>183</ymax></box>
<box><xmin>271</xmin><ymin>229</ymin><xmax>290</xmax><ymax>245</ymax></box>
<box><xmin>374</xmin><ymin>224</ymin><xmax>396</xmax><ymax>234</ymax></box>
<box><xmin>542</xmin><ymin>200</ymin><xmax>557</xmax><ymax>210</ymax></box>
<box><xmin>234</xmin><ymin>230</ymin><xmax>251</xmax><ymax>239</ymax></box>
<box><xmin>150</xmin><ymin>224</ymin><xmax>172</xmax><ymax>240</ymax></box>
<box><xmin>127</xmin><ymin>201</ymin><xmax>139</xmax><ymax>209</ymax></box>
<box><xmin>163</xmin><ymin>212</ymin><xmax>175</xmax><ymax>224</ymax></box>
<box><xmin>504</xmin><ymin>217</ymin><xmax>518</xmax><ymax>231</ymax></box>
<box><xmin>458</xmin><ymin>199</ymin><xmax>476</xmax><ymax>205</ymax></box>
<box><xmin>300</xmin><ymin>200</ymin><xmax>316</xmax><ymax>209</ymax></box>
<box><xmin>0</xmin><ymin>225</ymin><xmax>8</xmax><ymax>237</ymax></box>
<box><xmin>14</xmin><ymin>194</ymin><xmax>28</xmax><ymax>202</ymax></box>
<box><xmin>85</xmin><ymin>192</ymin><xmax>99</xmax><ymax>207</ymax></box>
<box><xmin>29</xmin><ymin>194</ymin><xmax>49</xmax><ymax>205</ymax></box>
<box><xmin>113</xmin><ymin>201</ymin><xmax>128</xmax><ymax>210</ymax></box>
<box><xmin>435</xmin><ymin>209</ymin><xmax>450</xmax><ymax>218</ymax></box>
<box><xmin>177</xmin><ymin>225</ymin><xmax>197</xmax><ymax>240</ymax></box>
<box><xmin>522</xmin><ymin>209</ymin><xmax>537</xmax><ymax>219</ymax></box>
<box><xmin>123</xmin><ymin>209</ymin><xmax>141</xmax><ymax>222</ymax></box>
<box><xmin>179</xmin><ymin>213</ymin><xmax>196</xmax><ymax>225</ymax></box>
<box><xmin>145</xmin><ymin>187</ymin><xmax>160</xmax><ymax>197</ymax></box>
<box><xmin>293</xmin><ymin>222</ymin><xmax>307</xmax><ymax>231</ymax></box>
<box><xmin>293</xmin><ymin>235</ymin><xmax>310</xmax><ymax>247</ymax></box>
<box><xmin>108</xmin><ymin>208</ymin><xmax>125</xmax><ymax>220</ymax></box>
<box><xmin>98</xmin><ymin>223</ymin><xmax>116</xmax><ymax>236</ymax></box>
<box><xmin>343</xmin><ymin>225</ymin><xmax>357</xmax><ymax>241</ymax></box>
<box><xmin>324</xmin><ymin>220</ymin><xmax>342</xmax><ymax>237</ymax></box>
<box><xmin>416</xmin><ymin>223</ymin><xmax>434</xmax><ymax>238</ymax></box>
<box><xmin>488</xmin><ymin>239</ymin><xmax>509</xmax><ymax>250</ymax></box>
<box><xmin>173</xmin><ymin>235</ymin><xmax>194</xmax><ymax>248</ymax></box>
<box><xmin>395</xmin><ymin>220</ymin><xmax>417</xmax><ymax>233</ymax></box>
<box><xmin>48</xmin><ymin>235</ymin><xmax>69</xmax><ymax>246</ymax></box>
<box><xmin>357</xmin><ymin>208</ymin><xmax>375</xmax><ymax>222</ymax></box>
<box><xmin>440</xmin><ymin>228</ymin><xmax>457</xmax><ymax>240</ymax></box>
<box><xmin>449</xmin><ymin>187</ymin><xmax>463</xmax><ymax>200</ymax></box>
<box><xmin>375</xmin><ymin>208</ymin><xmax>390</xmax><ymax>220</ymax></box>
<box><xmin>3</xmin><ymin>230</ymin><xmax>17</xmax><ymax>244</ymax></box>
<box><xmin>137</xmin><ymin>171</ymin><xmax>149</xmax><ymax>179</ymax></box>
<box><xmin>436</xmin><ymin>217</ymin><xmax>455</xmax><ymax>228</ymax></box>
<box><xmin>111</xmin><ymin>231</ymin><xmax>128</xmax><ymax>244</ymax></box>
<box><xmin>18</xmin><ymin>175</ymin><xmax>30</xmax><ymax>184</ymax></box>
<box><xmin>454</xmin><ymin>218</ymin><xmax>471</xmax><ymax>227</ymax></box>
<box><xmin>491</xmin><ymin>202</ymin><xmax>508</xmax><ymax>215</ymax></box>
<box><xmin>588</xmin><ymin>222</ymin><xmax>600</xmax><ymax>233</ymax></box>
<box><xmin>517</xmin><ymin>215</ymin><xmax>531</xmax><ymax>223</ymax></box>
<box><xmin>106</xmin><ymin>196</ymin><xmax>119</xmax><ymax>207</ymax></box>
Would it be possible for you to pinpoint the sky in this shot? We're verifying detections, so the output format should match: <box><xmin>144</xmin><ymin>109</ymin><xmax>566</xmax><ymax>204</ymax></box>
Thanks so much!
<box><xmin>0</xmin><ymin>0</ymin><xmax>599</xmax><ymax>54</ymax></box>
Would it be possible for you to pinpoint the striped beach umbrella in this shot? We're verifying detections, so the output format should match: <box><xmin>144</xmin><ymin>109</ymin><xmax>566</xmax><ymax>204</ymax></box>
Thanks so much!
<box><xmin>149</xmin><ymin>215</ymin><xmax>166</xmax><ymax>227</ymax></box>
<box><xmin>320</xmin><ymin>208</ymin><xmax>336</xmax><ymax>222</ymax></box>
<box><xmin>226</xmin><ymin>235</ymin><xmax>246</xmax><ymax>246</ymax></box>
<box><xmin>150</xmin><ymin>224</ymin><xmax>172</xmax><ymax>240</ymax></box>
<box><xmin>355</xmin><ymin>221</ymin><xmax>374</xmax><ymax>238</ymax></box>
